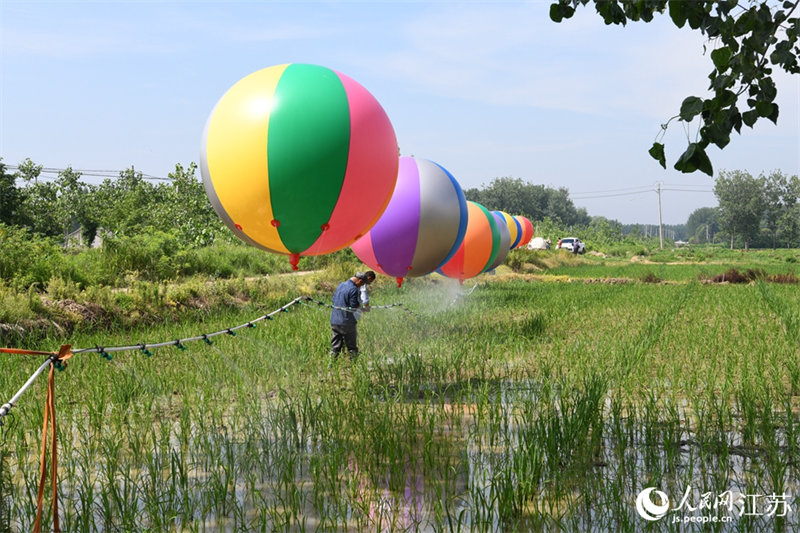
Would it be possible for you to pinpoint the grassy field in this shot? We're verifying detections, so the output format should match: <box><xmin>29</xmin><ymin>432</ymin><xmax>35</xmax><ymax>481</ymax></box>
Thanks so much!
<box><xmin>1</xmin><ymin>250</ymin><xmax>799</xmax><ymax>531</ymax></box>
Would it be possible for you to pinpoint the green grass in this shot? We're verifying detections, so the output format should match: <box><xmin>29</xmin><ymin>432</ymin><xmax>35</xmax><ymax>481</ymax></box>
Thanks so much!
<box><xmin>1</xmin><ymin>259</ymin><xmax>799</xmax><ymax>531</ymax></box>
<box><xmin>540</xmin><ymin>248</ymin><xmax>799</xmax><ymax>282</ymax></box>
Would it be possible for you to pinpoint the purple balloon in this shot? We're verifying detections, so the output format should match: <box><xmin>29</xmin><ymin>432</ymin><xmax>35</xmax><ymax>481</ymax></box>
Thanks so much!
<box><xmin>351</xmin><ymin>156</ymin><xmax>468</xmax><ymax>286</ymax></box>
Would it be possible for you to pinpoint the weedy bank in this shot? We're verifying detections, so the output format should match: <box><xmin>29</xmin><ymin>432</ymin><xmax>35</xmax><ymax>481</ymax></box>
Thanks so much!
<box><xmin>0</xmin><ymin>262</ymin><xmax>799</xmax><ymax>532</ymax></box>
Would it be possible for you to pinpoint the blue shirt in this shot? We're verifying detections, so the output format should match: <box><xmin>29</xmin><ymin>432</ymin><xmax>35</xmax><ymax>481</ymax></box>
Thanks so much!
<box><xmin>330</xmin><ymin>279</ymin><xmax>360</xmax><ymax>326</ymax></box>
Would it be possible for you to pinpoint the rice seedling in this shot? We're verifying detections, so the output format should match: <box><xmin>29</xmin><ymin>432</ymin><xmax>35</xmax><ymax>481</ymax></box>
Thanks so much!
<box><xmin>0</xmin><ymin>260</ymin><xmax>798</xmax><ymax>531</ymax></box>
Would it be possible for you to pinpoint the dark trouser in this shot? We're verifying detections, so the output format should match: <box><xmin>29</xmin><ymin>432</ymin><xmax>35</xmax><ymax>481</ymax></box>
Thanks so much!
<box><xmin>330</xmin><ymin>324</ymin><xmax>358</xmax><ymax>355</ymax></box>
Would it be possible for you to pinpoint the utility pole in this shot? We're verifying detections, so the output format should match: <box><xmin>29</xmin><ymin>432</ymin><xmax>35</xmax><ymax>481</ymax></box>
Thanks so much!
<box><xmin>656</xmin><ymin>182</ymin><xmax>664</xmax><ymax>249</ymax></box>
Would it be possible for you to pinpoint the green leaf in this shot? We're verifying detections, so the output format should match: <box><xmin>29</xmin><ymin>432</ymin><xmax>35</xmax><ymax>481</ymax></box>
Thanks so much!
<box><xmin>701</xmin><ymin>123</ymin><xmax>731</xmax><ymax>149</ymax></box>
<box><xmin>668</xmin><ymin>0</ymin><xmax>687</xmax><ymax>27</ymax></box>
<box><xmin>550</xmin><ymin>3</ymin><xmax>565</xmax><ymax>22</ymax></box>
<box><xmin>680</xmin><ymin>96</ymin><xmax>704</xmax><ymax>121</ymax></box>
<box><xmin>770</xmin><ymin>46</ymin><xmax>794</xmax><ymax>68</ymax></box>
<box><xmin>711</xmin><ymin>46</ymin><xmax>733</xmax><ymax>71</ymax></box>
<box><xmin>694</xmin><ymin>145</ymin><xmax>713</xmax><ymax>176</ymax></box>
<box><xmin>674</xmin><ymin>144</ymin><xmax>697</xmax><ymax>173</ymax></box>
<box><xmin>674</xmin><ymin>143</ymin><xmax>713</xmax><ymax>176</ymax></box>
<box><xmin>597</xmin><ymin>1</ymin><xmax>627</xmax><ymax>25</ymax></box>
<box><xmin>759</xmin><ymin>77</ymin><xmax>777</xmax><ymax>101</ymax></box>
<box><xmin>754</xmin><ymin>101</ymin><xmax>780</xmax><ymax>124</ymax></box>
<box><xmin>742</xmin><ymin>109</ymin><xmax>759</xmax><ymax>127</ymax></box>
<box><xmin>767</xmin><ymin>103</ymin><xmax>779</xmax><ymax>124</ymax></box>
<box><xmin>685</xmin><ymin>2</ymin><xmax>707</xmax><ymax>29</ymax></box>
<box><xmin>686</xmin><ymin>7</ymin><xmax>705</xmax><ymax>30</ymax></box>
<box><xmin>637</xmin><ymin>2</ymin><xmax>655</xmax><ymax>23</ymax></box>
<box><xmin>717</xmin><ymin>89</ymin><xmax>737</xmax><ymax>108</ymax></box>
<box><xmin>704</xmin><ymin>16</ymin><xmax>721</xmax><ymax>37</ymax></box>
<box><xmin>710</xmin><ymin>73</ymin><xmax>734</xmax><ymax>90</ymax></box>
<box><xmin>609</xmin><ymin>2</ymin><xmax>626</xmax><ymax>24</ymax></box>
<box><xmin>734</xmin><ymin>11</ymin><xmax>755</xmax><ymax>36</ymax></box>
<box><xmin>716</xmin><ymin>0</ymin><xmax>737</xmax><ymax>16</ymax></box>
<box><xmin>755</xmin><ymin>101</ymin><xmax>776</xmax><ymax>118</ymax></box>
<box><xmin>725</xmin><ymin>107</ymin><xmax>743</xmax><ymax>134</ymax></box>
<box><xmin>649</xmin><ymin>142</ymin><xmax>667</xmax><ymax>169</ymax></box>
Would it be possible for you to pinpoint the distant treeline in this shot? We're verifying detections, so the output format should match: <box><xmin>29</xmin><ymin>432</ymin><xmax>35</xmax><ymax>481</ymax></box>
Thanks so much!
<box><xmin>464</xmin><ymin>172</ymin><xmax>799</xmax><ymax>250</ymax></box>
<box><xmin>463</xmin><ymin>177</ymin><xmax>687</xmax><ymax>242</ymax></box>
<box><xmin>2</xmin><ymin>158</ymin><xmax>795</xmax><ymax>267</ymax></box>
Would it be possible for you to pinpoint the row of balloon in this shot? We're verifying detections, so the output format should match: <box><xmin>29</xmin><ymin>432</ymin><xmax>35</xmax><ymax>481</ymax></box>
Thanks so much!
<box><xmin>201</xmin><ymin>63</ymin><xmax>533</xmax><ymax>285</ymax></box>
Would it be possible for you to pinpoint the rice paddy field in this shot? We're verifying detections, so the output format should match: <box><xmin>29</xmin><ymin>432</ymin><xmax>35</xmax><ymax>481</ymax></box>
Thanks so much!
<box><xmin>1</xmin><ymin>254</ymin><xmax>799</xmax><ymax>532</ymax></box>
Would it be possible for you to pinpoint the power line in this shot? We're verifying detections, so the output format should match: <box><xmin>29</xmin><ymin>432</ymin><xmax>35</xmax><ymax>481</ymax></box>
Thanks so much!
<box><xmin>661</xmin><ymin>188</ymin><xmax>714</xmax><ymax>193</ymax></box>
<box><xmin>572</xmin><ymin>185</ymin><xmax>714</xmax><ymax>200</ymax></box>
<box><xmin>570</xmin><ymin>182</ymin><xmax>709</xmax><ymax>195</ymax></box>
<box><xmin>571</xmin><ymin>190</ymin><xmax>654</xmax><ymax>200</ymax></box>
<box><xmin>570</xmin><ymin>184</ymin><xmax>654</xmax><ymax>195</ymax></box>
<box><xmin>5</xmin><ymin>165</ymin><xmax>171</xmax><ymax>181</ymax></box>
<box><xmin>658</xmin><ymin>182</ymin><xmax>715</xmax><ymax>188</ymax></box>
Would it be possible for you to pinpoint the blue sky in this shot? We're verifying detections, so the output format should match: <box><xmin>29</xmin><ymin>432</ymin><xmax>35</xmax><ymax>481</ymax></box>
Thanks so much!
<box><xmin>1</xmin><ymin>1</ymin><xmax>798</xmax><ymax>225</ymax></box>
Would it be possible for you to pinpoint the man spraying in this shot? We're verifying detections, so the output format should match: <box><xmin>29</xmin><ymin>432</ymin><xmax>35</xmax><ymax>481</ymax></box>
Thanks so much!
<box><xmin>330</xmin><ymin>271</ymin><xmax>375</xmax><ymax>358</ymax></box>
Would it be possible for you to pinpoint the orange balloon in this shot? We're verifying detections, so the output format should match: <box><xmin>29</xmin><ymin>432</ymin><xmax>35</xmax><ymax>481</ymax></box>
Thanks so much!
<box><xmin>438</xmin><ymin>201</ymin><xmax>500</xmax><ymax>282</ymax></box>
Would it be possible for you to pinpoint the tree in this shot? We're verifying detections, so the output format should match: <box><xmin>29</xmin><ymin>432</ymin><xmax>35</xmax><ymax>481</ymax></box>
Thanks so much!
<box><xmin>550</xmin><ymin>0</ymin><xmax>800</xmax><ymax>176</ymax></box>
<box><xmin>762</xmin><ymin>170</ymin><xmax>789</xmax><ymax>248</ymax></box>
<box><xmin>17</xmin><ymin>182</ymin><xmax>60</xmax><ymax>238</ymax></box>
<box><xmin>151</xmin><ymin>163</ymin><xmax>226</xmax><ymax>247</ymax></box>
<box><xmin>686</xmin><ymin>206</ymin><xmax>719</xmax><ymax>243</ymax></box>
<box><xmin>714</xmin><ymin>170</ymin><xmax>766</xmax><ymax>249</ymax></box>
<box><xmin>546</xmin><ymin>186</ymin><xmax>592</xmax><ymax>225</ymax></box>
<box><xmin>0</xmin><ymin>159</ymin><xmax>21</xmax><ymax>226</ymax></box>
<box><xmin>53</xmin><ymin>167</ymin><xmax>91</xmax><ymax>245</ymax></box>
<box><xmin>15</xmin><ymin>157</ymin><xmax>42</xmax><ymax>184</ymax></box>
<box><xmin>778</xmin><ymin>174</ymin><xmax>800</xmax><ymax>246</ymax></box>
<box><xmin>588</xmin><ymin>216</ymin><xmax>624</xmax><ymax>245</ymax></box>
<box><xmin>93</xmin><ymin>167</ymin><xmax>160</xmax><ymax>235</ymax></box>
<box><xmin>12</xmin><ymin>158</ymin><xmax>62</xmax><ymax>236</ymax></box>
<box><xmin>464</xmin><ymin>177</ymin><xmax>547</xmax><ymax>218</ymax></box>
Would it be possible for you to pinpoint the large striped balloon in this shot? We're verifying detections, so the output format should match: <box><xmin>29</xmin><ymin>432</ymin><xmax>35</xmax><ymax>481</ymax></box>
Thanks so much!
<box><xmin>351</xmin><ymin>156</ymin><xmax>468</xmax><ymax>287</ymax></box>
<box><xmin>201</xmin><ymin>64</ymin><xmax>399</xmax><ymax>269</ymax></box>
<box><xmin>514</xmin><ymin>215</ymin><xmax>534</xmax><ymax>248</ymax></box>
<box><xmin>493</xmin><ymin>210</ymin><xmax>522</xmax><ymax>249</ymax></box>
<box><xmin>438</xmin><ymin>201</ymin><xmax>501</xmax><ymax>283</ymax></box>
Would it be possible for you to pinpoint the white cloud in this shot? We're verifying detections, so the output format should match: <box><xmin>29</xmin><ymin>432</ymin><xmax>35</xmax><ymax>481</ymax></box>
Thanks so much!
<box><xmin>362</xmin><ymin>3</ymin><xmax>794</xmax><ymax>124</ymax></box>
